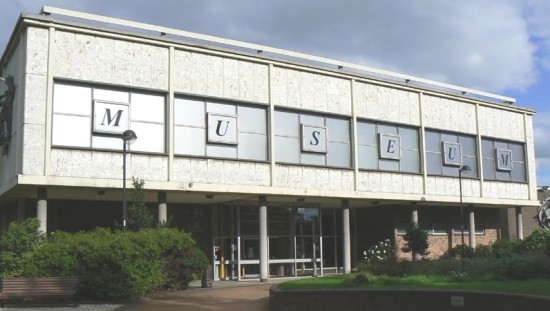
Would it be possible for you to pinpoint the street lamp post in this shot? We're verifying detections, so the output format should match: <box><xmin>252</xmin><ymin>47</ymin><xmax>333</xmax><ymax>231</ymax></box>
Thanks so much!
<box><xmin>459</xmin><ymin>165</ymin><xmax>471</xmax><ymax>259</ymax></box>
<box><xmin>121</xmin><ymin>130</ymin><xmax>137</xmax><ymax>232</ymax></box>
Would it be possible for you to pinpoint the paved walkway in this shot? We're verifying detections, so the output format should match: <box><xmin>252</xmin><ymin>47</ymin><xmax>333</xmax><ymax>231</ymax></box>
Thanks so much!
<box><xmin>114</xmin><ymin>279</ymin><xmax>287</xmax><ymax>311</ymax></box>
<box><xmin>0</xmin><ymin>279</ymin><xmax>285</xmax><ymax>311</ymax></box>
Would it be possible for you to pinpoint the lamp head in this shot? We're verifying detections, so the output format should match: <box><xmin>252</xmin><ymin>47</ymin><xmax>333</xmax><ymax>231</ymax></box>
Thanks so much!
<box><xmin>459</xmin><ymin>165</ymin><xmax>471</xmax><ymax>175</ymax></box>
<box><xmin>121</xmin><ymin>130</ymin><xmax>137</xmax><ymax>145</ymax></box>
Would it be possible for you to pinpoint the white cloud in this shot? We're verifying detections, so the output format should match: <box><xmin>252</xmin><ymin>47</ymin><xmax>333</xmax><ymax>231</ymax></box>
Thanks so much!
<box><xmin>0</xmin><ymin>1</ymin><xmax>539</xmax><ymax>93</ymax></box>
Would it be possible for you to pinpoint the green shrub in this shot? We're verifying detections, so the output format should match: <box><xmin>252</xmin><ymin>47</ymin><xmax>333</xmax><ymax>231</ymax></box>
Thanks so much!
<box><xmin>353</xmin><ymin>273</ymin><xmax>369</xmax><ymax>284</ymax></box>
<box><xmin>489</xmin><ymin>239</ymin><xmax>516</xmax><ymax>258</ymax></box>
<box><xmin>443</xmin><ymin>245</ymin><xmax>475</xmax><ymax>259</ymax></box>
<box><xmin>0</xmin><ymin>218</ymin><xmax>45</xmax><ymax>277</ymax></box>
<box><xmin>408</xmin><ymin>258</ymin><xmax>462</xmax><ymax>276</ymax></box>
<box><xmin>19</xmin><ymin>227</ymin><xmax>207</xmax><ymax>300</ymax></box>
<box><xmin>522</xmin><ymin>229</ymin><xmax>550</xmax><ymax>251</ymax></box>
<box><xmin>359</xmin><ymin>259</ymin><xmax>411</xmax><ymax>276</ymax></box>
<box><xmin>473</xmin><ymin>244</ymin><xmax>493</xmax><ymax>258</ymax></box>
<box><xmin>545</xmin><ymin>238</ymin><xmax>550</xmax><ymax>258</ymax></box>
<box><xmin>493</xmin><ymin>252</ymin><xmax>550</xmax><ymax>280</ymax></box>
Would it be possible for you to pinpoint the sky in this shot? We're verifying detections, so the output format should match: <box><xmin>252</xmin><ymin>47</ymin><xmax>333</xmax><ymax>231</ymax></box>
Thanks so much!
<box><xmin>1</xmin><ymin>0</ymin><xmax>550</xmax><ymax>185</ymax></box>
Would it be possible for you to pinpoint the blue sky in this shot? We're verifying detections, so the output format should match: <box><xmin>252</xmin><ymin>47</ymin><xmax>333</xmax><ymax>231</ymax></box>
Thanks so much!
<box><xmin>2</xmin><ymin>0</ymin><xmax>550</xmax><ymax>185</ymax></box>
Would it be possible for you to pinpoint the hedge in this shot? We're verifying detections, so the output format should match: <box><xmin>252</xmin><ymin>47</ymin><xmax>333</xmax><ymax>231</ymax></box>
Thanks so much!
<box><xmin>0</xmin><ymin>220</ymin><xmax>209</xmax><ymax>301</ymax></box>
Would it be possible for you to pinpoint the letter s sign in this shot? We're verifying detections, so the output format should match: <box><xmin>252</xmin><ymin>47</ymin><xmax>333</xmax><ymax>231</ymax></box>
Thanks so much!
<box><xmin>301</xmin><ymin>124</ymin><xmax>327</xmax><ymax>153</ymax></box>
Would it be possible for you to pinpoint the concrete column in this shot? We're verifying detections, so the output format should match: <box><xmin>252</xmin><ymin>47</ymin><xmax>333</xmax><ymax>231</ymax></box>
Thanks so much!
<box><xmin>516</xmin><ymin>207</ymin><xmax>524</xmax><ymax>240</ymax></box>
<box><xmin>342</xmin><ymin>200</ymin><xmax>351</xmax><ymax>275</ymax></box>
<box><xmin>259</xmin><ymin>196</ymin><xmax>268</xmax><ymax>282</ymax></box>
<box><xmin>411</xmin><ymin>205</ymin><xmax>419</xmax><ymax>226</ymax></box>
<box><xmin>158</xmin><ymin>192</ymin><xmax>167</xmax><ymax>225</ymax></box>
<box><xmin>411</xmin><ymin>205</ymin><xmax>420</xmax><ymax>261</ymax></box>
<box><xmin>468</xmin><ymin>207</ymin><xmax>476</xmax><ymax>249</ymax></box>
<box><xmin>16</xmin><ymin>199</ymin><xmax>25</xmax><ymax>222</ymax></box>
<box><xmin>37</xmin><ymin>188</ymin><xmax>47</xmax><ymax>233</ymax></box>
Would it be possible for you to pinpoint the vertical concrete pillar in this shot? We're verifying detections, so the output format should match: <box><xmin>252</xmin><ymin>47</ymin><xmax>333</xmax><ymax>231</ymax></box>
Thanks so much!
<box><xmin>259</xmin><ymin>196</ymin><xmax>268</xmax><ymax>282</ymax></box>
<box><xmin>1</xmin><ymin>208</ymin><xmax>7</xmax><ymax>233</ymax></box>
<box><xmin>158</xmin><ymin>192</ymin><xmax>167</xmax><ymax>225</ymax></box>
<box><xmin>411</xmin><ymin>205</ymin><xmax>419</xmax><ymax>226</ymax></box>
<box><xmin>468</xmin><ymin>207</ymin><xmax>476</xmax><ymax>249</ymax></box>
<box><xmin>411</xmin><ymin>205</ymin><xmax>420</xmax><ymax>261</ymax></box>
<box><xmin>516</xmin><ymin>207</ymin><xmax>524</xmax><ymax>240</ymax></box>
<box><xmin>37</xmin><ymin>188</ymin><xmax>47</xmax><ymax>233</ymax></box>
<box><xmin>342</xmin><ymin>200</ymin><xmax>351</xmax><ymax>275</ymax></box>
<box><xmin>16</xmin><ymin>199</ymin><xmax>25</xmax><ymax>222</ymax></box>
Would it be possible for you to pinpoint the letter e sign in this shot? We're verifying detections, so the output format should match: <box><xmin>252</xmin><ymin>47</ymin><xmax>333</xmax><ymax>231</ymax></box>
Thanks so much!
<box><xmin>301</xmin><ymin>124</ymin><xmax>327</xmax><ymax>153</ymax></box>
<box><xmin>207</xmin><ymin>113</ymin><xmax>238</xmax><ymax>145</ymax></box>
<box><xmin>379</xmin><ymin>133</ymin><xmax>401</xmax><ymax>160</ymax></box>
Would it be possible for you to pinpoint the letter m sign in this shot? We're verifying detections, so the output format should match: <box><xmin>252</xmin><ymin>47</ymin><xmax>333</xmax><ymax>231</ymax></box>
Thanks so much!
<box><xmin>93</xmin><ymin>100</ymin><xmax>130</xmax><ymax>135</ymax></box>
<box><xmin>496</xmin><ymin>149</ymin><xmax>513</xmax><ymax>171</ymax></box>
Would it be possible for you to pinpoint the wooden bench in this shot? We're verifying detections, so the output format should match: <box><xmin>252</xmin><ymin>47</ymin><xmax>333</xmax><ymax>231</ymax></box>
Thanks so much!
<box><xmin>0</xmin><ymin>276</ymin><xmax>78</xmax><ymax>307</ymax></box>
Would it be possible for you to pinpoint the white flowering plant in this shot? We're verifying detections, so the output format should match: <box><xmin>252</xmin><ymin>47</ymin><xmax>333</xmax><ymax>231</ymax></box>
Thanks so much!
<box><xmin>363</xmin><ymin>239</ymin><xmax>395</xmax><ymax>262</ymax></box>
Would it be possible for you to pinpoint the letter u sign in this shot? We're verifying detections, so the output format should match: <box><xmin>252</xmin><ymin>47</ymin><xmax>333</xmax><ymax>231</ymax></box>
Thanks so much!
<box><xmin>207</xmin><ymin>113</ymin><xmax>238</xmax><ymax>145</ymax></box>
<box><xmin>442</xmin><ymin>142</ymin><xmax>462</xmax><ymax>166</ymax></box>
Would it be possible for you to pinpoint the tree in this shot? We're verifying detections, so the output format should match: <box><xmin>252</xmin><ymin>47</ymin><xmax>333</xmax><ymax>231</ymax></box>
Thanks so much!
<box><xmin>401</xmin><ymin>225</ymin><xmax>429</xmax><ymax>261</ymax></box>
<box><xmin>126</xmin><ymin>177</ymin><xmax>154</xmax><ymax>231</ymax></box>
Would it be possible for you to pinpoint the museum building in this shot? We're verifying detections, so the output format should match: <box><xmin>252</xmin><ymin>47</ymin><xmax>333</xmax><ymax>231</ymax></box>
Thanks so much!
<box><xmin>0</xmin><ymin>7</ymin><xmax>539</xmax><ymax>281</ymax></box>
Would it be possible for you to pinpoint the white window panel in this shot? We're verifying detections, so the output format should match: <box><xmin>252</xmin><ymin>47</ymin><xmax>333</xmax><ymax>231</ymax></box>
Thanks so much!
<box><xmin>174</xmin><ymin>98</ymin><xmax>205</xmax><ymax>127</ymax></box>
<box><xmin>207</xmin><ymin>102</ymin><xmax>236</xmax><ymax>115</ymax></box>
<box><xmin>207</xmin><ymin>144</ymin><xmax>237</xmax><ymax>158</ymax></box>
<box><xmin>275</xmin><ymin>111</ymin><xmax>299</xmax><ymax>138</ymax></box>
<box><xmin>93</xmin><ymin>88</ymin><xmax>129</xmax><ymax>103</ymax></box>
<box><xmin>53</xmin><ymin>84</ymin><xmax>92</xmax><ymax>115</ymax></box>
<box><xmin>326</xmin><ymin>118</ymin><xmax>350</xmax><ymax>142</ymax></box>
<box><xmin>92</xmin><ymin>135</ymin><xmax>123</xmax><ymax>150</ymax></box>
<box><xmin>275</xmin><ymin>136</ymin><xmax>300</xmax><ymax>163</ymax></box>
<box><xmin>130</xmin><ymin>122</ymin><xmax>165</xmax><ymax>153</ymax></box>
<box><xmin>238</xmin><ymin>133</ymin><xmax>266</xmax><ymax>160</ymax></box>
<box><xmin>301</xmin><ymin>152</ymin><xmax>325</xmax><ymax>166</ymax></box>
<box><xmin>357</xmin><ymin>122</ymin><xmax>376</xmax><ymax>146</ymax></box>
<box><xmin>174</xmin><ymin>126</ymin><xmax>205</xmax><ymax>156</ymax></box>
<box><xmin>52</xmin><ymin>115</ymin><xmax>91</xmax><ymax>147</ymax></box>
<box><xmin>300</xmin><ymin>114</ymin><xmax>324</xmax><ymax>126</ymax></box>
<box><xmin>327</xmin><ymin>142</ymin><xmax>351</xmax><ymax>167</ymax></box>
<box><xmin>238</xmin><ymin>106</ymin><xmax>266</xmax><ymax>134</ymax></box>
<box><xmin>131</xmin><ymin>93</ymin><xmax>165</xmax><ymax>123</ymax></box>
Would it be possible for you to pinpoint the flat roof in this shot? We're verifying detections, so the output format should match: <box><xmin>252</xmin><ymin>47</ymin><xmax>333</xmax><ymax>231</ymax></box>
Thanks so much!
<box><xmin>2</xmin><ymin>6</ymin><xmax>533</xmax><ymax>111</ymax></box>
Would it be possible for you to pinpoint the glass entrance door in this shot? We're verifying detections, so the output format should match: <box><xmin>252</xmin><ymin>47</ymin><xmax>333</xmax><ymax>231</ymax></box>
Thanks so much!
<box><xmin>212</xmin><ymin>203</ymin><xmax>322</xmax><ymax>280</ymax></box>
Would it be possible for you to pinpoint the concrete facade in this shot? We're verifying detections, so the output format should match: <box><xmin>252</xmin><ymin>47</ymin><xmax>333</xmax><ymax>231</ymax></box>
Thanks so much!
<box><xmin>0</xmin><ymin>7</ymin><xmax>541</xmax><ymax>279</ymax></box>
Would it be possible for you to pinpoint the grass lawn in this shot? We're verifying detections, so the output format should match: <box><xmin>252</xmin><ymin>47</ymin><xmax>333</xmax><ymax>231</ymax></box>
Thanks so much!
<box><xmin>277</xmin><ymin>275</ymin><xmax>550</xmax><ymax>297</ymax></box>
